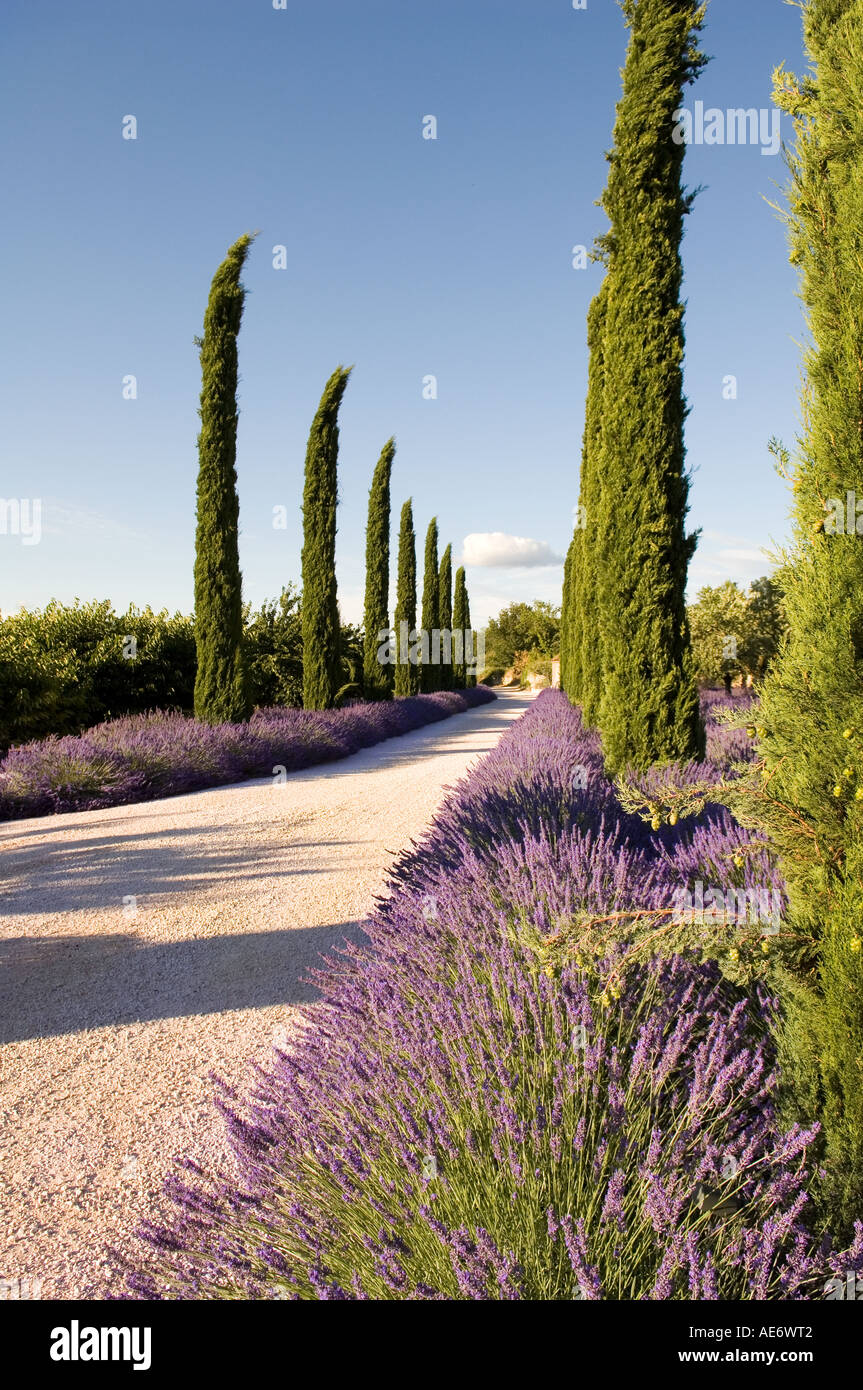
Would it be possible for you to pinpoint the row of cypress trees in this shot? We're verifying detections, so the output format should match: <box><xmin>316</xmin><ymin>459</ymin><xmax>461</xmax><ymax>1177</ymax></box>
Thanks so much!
<box><xmin>560</xmin><ymin>0</ymin><xmax>706</xmax><ymax>777</ymax></box>
<box><xmin>389</xmin><ymin>503</ymin><xmax>470</xmax><ymax>697</ymax></box>
<box><xmin>191</xmin><ymin>249</ymin><xmax>473</xmax><ymax>718</ymax></box>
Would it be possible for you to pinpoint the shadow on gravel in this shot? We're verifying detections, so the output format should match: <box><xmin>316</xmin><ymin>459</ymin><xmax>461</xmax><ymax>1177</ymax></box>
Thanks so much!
<box><xmin>0</xmin><ymin>921</ymin><xmax>367</xmax><ymax>1044</ymax></box>
<box><xmin>0</xmin><ymin>833</ymin><xmax>357</xmax><ymax>918</ymax></box>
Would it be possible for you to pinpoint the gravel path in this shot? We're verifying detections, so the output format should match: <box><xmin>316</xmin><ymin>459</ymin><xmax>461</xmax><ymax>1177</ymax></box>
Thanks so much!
<box><xmin>0</xmin><ymin>690</ymin><xmax>531</xmax><ymax>1300</ymax></box>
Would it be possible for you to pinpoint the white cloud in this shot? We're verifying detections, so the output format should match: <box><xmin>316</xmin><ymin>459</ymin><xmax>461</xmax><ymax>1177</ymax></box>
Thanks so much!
<box><xmin>462</xmin><ymin>532</ymin><xmax>564</xmax><ymax>568</ymax></box>
<box><xmin>687</xmin><ymin>537</ymin><xmax>776</xmax><ymax>597</ymax></box>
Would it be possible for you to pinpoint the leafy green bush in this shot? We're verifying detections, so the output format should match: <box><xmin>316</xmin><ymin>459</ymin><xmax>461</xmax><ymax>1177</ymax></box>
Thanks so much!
<box><xmin>0</xmin><ymin>587</ymin><xmax>356</xmax><ymax>752</ymax></box>
<box><xmin>483</xmin><ymin>600</ymin><xmax>560</xmax><ymax>671</ymax></box>
<box><xmin>0</xmin><ymin>601</ymin><xmax>196</xmax><ymax>753</ymax></box>
<box><xmin>243</xmin><ymin>588</ymin><xmax>303</xmax><ymax>711</ymax></box>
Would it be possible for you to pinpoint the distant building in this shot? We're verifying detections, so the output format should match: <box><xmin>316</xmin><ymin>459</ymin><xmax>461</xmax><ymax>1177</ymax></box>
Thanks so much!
<box><xmin>551</xmin><ymin>657</ymin><xmax>561</xmax><ymax>689</ymax></box>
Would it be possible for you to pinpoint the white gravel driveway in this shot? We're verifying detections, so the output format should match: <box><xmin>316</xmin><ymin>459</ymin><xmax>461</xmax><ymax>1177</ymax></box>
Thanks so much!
<box><xmin>0</xmin><ymin>690</ymin><xmax>531</xmax><ymax>1300</ymax></box>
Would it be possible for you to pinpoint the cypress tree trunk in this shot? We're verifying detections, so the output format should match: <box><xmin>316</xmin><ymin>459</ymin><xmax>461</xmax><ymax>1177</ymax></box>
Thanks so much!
<box><xmin>420</xmin><ymin>517</ymin><xmax>439</xmax><ymax>693</ymax></box>
<box><xmin>572</xmin><ymin>281</ymin><xmax>610</xmax><ymax>725</ymax></box>
<box><xmin>453</xmin><ymin>565</ymin><xmax>468</xmax><ymax>688</ymax></box>
<box><xmin>193</xmin><ymin>233</ymin><xmax>255</xmax><ymax>725</ymax></box>
<box><xmin>746</xmin><ymin>0</ymin><xmax>863</xmax><ymax>1233</ymax></box>
<box><xmin>301</xmin><ymin>366</ymin><xmax>351</xmax><ymax>710</ymax></box>
<box><xmin>437</xmin><ymin>542</ymin><xmax>453</xmax><ymax>690</ymax></box>
<box><xmin>394</xmin><ymin>499</ymin><xmax>419</xmax><ymax>696</ymax></box>
<box><xmin>362</xmin><ymin>437</ymin><xmax>396</xmax><ymax>700</ymax></box>
<box><xmin>594</xmin><ymin>0</ymin><xmax>706</xmax><ymax>774</ymax></box>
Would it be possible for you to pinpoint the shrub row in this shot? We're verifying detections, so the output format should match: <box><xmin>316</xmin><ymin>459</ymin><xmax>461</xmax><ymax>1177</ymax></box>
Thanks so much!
<box><xmin>0</xmin><ymin>687</ymin><xmax>496</xmax><ymax>822</ymax></box>
<box><xmin>0</xmin><ymin>591</ymin><xmax>322</xmax><ymax>755</ymax></box>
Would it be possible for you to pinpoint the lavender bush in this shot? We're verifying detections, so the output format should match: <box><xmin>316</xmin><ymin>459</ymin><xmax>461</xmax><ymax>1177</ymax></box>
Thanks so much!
<box><xmin>0</xmin><ymin>687</ymin><xmax>495</xmax><ymax>821</ymax></box>
<box><xmin>124</xmin><ymin>690</ymin><xmax>862</xmax><ymax>1300</ymax></box>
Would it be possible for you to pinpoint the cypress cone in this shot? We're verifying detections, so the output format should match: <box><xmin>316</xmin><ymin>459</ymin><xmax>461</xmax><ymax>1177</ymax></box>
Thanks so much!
<box><xmin>301</xmin><ymin>366</ymin><xmax>351</xmax><ymax>710</ymax></box>
<box><xmin>193</xmin><ymin>233</ymin><xmax>255</xmax><ymax>725</ymax></box>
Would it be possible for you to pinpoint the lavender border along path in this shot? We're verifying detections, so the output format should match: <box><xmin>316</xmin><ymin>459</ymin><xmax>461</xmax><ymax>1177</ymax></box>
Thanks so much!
<box><xmin>0</xmin><ymin>689</ymin><xmax>531</xmax><ymax>1300</ymax></box>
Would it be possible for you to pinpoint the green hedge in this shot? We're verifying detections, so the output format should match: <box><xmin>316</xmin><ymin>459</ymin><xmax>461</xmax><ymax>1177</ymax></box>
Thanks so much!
<box><xmin>0</xmin><ymin>587</ymin><xmax>318</xmax><ymax>753</ymax></box>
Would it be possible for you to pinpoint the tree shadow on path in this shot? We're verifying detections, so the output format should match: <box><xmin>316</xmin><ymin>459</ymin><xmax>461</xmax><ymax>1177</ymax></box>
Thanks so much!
<box><xmin>0</xmin><ymin>920</ymin><xmax>366</xmax><ymax>1044</ymax></box>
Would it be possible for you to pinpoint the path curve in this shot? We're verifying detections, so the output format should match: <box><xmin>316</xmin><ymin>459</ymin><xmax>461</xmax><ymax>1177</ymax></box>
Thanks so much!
<box><xmin>0</xmin><ymin>690</ymin><xmax>531</xmax><ymax>1299</ymax></box>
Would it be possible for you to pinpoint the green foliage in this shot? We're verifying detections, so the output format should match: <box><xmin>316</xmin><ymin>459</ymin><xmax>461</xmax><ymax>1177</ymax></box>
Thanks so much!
<box><xmin>437</xmin><ymin>543</ymin><xmax>453</xmax><ymax>691</ymax></box>
<box><xmin>338</xmin><ymin>623</ymin><xmax>365</xmax><ymax>689</ymax></box>
<box><xmin>688</xmin><ymin>577</ymin><xmax>787</xmax><ymax>686</ymax></box>
<box><xmin>464</xmin><ymin>577</ymin><xmax>476</xmax><ymax>688</ymax></box>
<box><xmin>0</xmin><ymin>600</ymin><xmax>196</xmax><ymax>752</ymax></box>
<box><xmin>747</xmin><ymin>576</ymin><xmax>788</xmax><ymax>677</ymax></box>
<box><xmin>0</xmin><ymin>588</ymin><xmax>365</xmax><ymax>752</ymax></box>
<box><xmin>193</xmin><ymin>234</ymin><xmax>255</xmax><ymax>725</ymax></box>
<box><xmin>362</xmin><ymin>438</ymin><xmax>396</xmax><ymax>700</ymax></box>
<box><xmin>567</xmin><ymin>281</ymin><xmax>609</xmax><ymax>722</ymax></box>
<box><xmin>394</xmin><ymin>499</ymin><xmax>419</xmax><ymax>696</ymax></box>
<box><xmin>559</xmin><ymin>537</ymin><xmax>574</xmax><ymax>696</ymax></box>
<box><xmin>739</xmin><ymin>0</ymin><xmax>863</xmax><ymax>1234</ymax></box>
<box><xmin>420</xmin><ymin>517</ymin><xmax>440</xmax><ymax>693</ymax></box>
<box><xmin>522</xmin><ymin>654</ymin><xmax>552</xmax><ymax>684</ymax></box>
<box><xmin>334</xmin><ymin>682</ymin><xmax>363</xmax><ymax>707</ymax></box>
<box><xmin>592</xmin><ymin>0</ymin><xmax>706</xmax><ymax>774</ymax></box>
<box><xmin>243</xmin><ymin>587</ymin><xmax>303</xmax><ymax>711</ymax></box>
<box><xmin>452</xmin><ymin>565</ymin><xmax>469</xmax><ymax>688</ymax></box>
<box><xmin>484</xmin><ymin>600</ymin><xmax>560</xmax><ymax>672</ymax></box>
<box><xmin>301</xmin><ymin>366</ymin><xmax>352</xmax><ymax>710</ymax></box>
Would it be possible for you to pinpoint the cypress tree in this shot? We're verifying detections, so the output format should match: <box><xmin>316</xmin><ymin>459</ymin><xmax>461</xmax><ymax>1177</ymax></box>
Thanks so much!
<box><xmin>464</xmin><ymin>577</ymin><xmax>476</xmax><ymax>687</ymax></box>
<box><xmin>193</xmin><ymin>233</ymin><xmax>255</xmax><ymax>725</ymax></box>
<box><xmin>593</xmin><ymin>0</ymin><xmax>706</xmax><ymax>774</ymax></box>
<box><xmin>741</xmin><ymin>0</ymin><xmax>863</xmax><ymax>1232</ymax></box>
<box><xmin>560</xmin><ymin>537</ymin><xmax>573</xmax><ymax>697</ymax></box>
<box><xmin>453</xmin><ymin>565</ymin><xmax>477</xmax><ymax>687</ymax></box>
<box><xmin>420</xmin><ymin>517</ymin><xmax>439</xmax><ymax>693</ymax></box>
<box><xmin>394</xmin><ymin>499</ymin><xmax>419</xmax><ymax>697</ymax></box>
<box><xmin>362</xmin><ymin>437</ymin><xmax>396</xmax><ymax>700</ymax></box>
<box><xmin>301</xmin><ymin>366</ymin><xmax>351</xmax><ymax>710</ymax></box>
<box><xmin>570</xmin><ymin>281</ymin><xmax>610</xmax><ymax>724</ymax></box>
<box><xmin>438</xmin><ymin>542</ymin><xmax>453</xmax><ymax>690</ymax></box>
<box><xmin>453</xmin><ymin>565</ymin><xmax>468</xmax><ymax>688</ymax></box>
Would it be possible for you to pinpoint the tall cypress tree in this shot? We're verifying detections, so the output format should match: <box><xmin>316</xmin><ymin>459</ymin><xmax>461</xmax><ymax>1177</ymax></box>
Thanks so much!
<box><xmin>569</xmin><ymin>280</ymin><xmax>610</xmax><ymax>724</ymax></box>
<box><xmin>594</xmin><ymin>0</ymin><xmax>706</xmax><ymax>774</ymax></box>
<box><xmin>438</xmin><ymin>542</ymin><xmax>453</xmax><ymax>690</ymax></box>
<box><xmin>362</xmin><ymin>437</ymin><xmax>396</xmax><ymax>700</ymax></box>
<box><xmin>742</xmin><ymin>0</ymin><xmax>863</xmax><ymax>1233</ymax></box>
<box><xmin>193</xmin><ymin>233</ymin><xmax>255</xmax><ymax>725</ymax></box>
<box><xmin>453</xmin><ymin>565</ymin><xmax>468</xmax><ymax>688</ymax></box>
<box><xmin>420</xmin><ymin>517</ymin><xmax>440</xmax><ymax>692</ymax></box>
<box><xmin>301</xmin><ymin>366</ymin><xmax>351</xmax><ymax>710</ymax></box>
<box><xmin>394</xmin><ymin>499</ymin><xmax>419</xmax><ymax>697</ymax></box>
<box><xmin>464</xmin><ymin>577</ymin><xmax>476</xmax><ymax>687</ymax></box>
<box><xmin>560</xmin><ymin>537</ymin><xmax>573</xmax><ymax>696</ymax></box>
<box><xmin>452</xmin><ymin>565</ymin><xmax>477</xmax><ymax>687</ymax></box>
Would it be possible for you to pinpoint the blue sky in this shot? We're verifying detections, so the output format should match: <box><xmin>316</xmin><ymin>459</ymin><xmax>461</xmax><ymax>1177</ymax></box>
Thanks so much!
<box><xmin>0</xmin><ymin>0</ymin><xmax>808</xmax><ymax>627</ymax></box>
